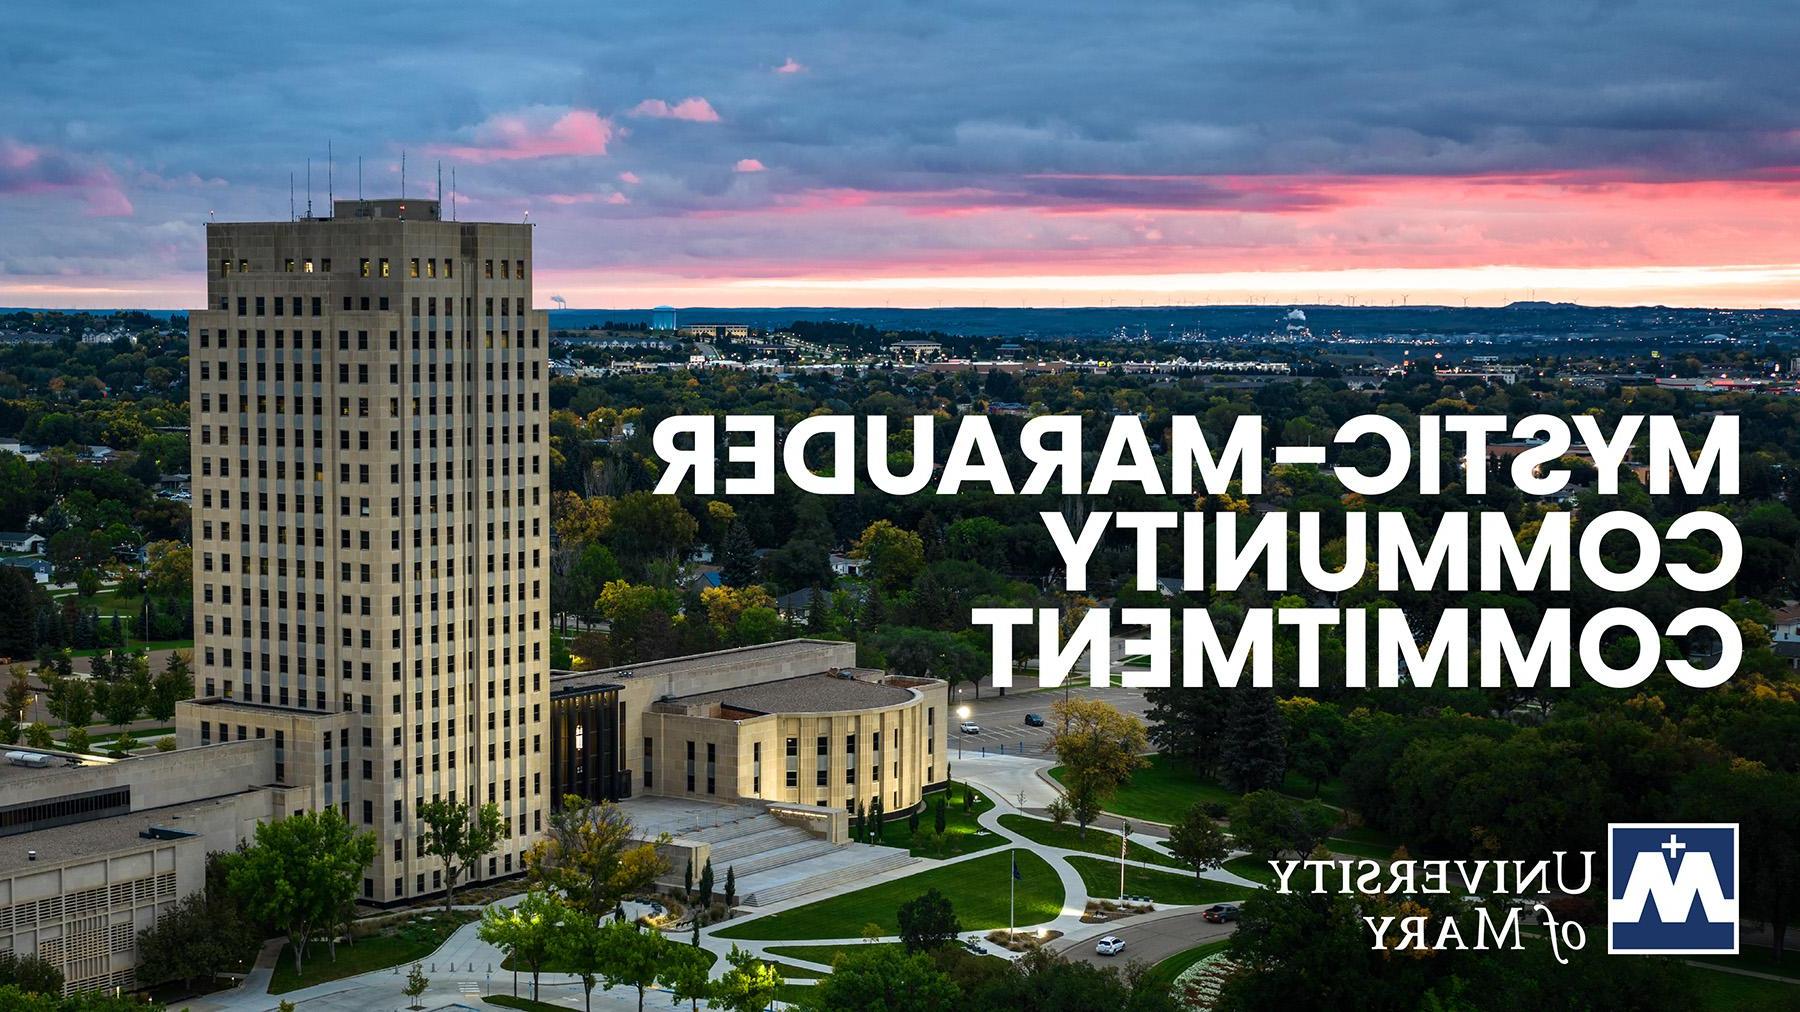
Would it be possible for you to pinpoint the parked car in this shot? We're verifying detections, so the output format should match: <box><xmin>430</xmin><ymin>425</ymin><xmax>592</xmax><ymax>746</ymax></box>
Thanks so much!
<box><xmin>1202</xmin><ymin>903</ymin><xmax>1240</xmax><ymax>924</ymax></box>
<box><xmin>1023</xmin><ymin>712</ymin><xmax>1045</xmax><ymax>727</ymax></box>
<box><xmin>959</xmin><ymin>721</ymin><xmax>981</xmax><ymax>734</ymax></box>
<box><xmin>1095</xmin><ymin>935</ymin><xmax>1126</xmax><ymax>956</ymax></box>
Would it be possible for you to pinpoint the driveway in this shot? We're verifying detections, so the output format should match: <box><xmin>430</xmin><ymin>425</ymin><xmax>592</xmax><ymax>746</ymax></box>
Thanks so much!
<box><xmin>1054</xmin><ymin>907</ymin><xmax>1235</xmax><ymax>970</ymax></box>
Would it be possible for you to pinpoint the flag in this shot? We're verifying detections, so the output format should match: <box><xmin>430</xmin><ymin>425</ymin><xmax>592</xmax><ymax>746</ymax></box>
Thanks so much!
<box><xmin>1012</xmin><ymin>851</ymin><xmax>1021</xmax><ymax>881</ymax></box>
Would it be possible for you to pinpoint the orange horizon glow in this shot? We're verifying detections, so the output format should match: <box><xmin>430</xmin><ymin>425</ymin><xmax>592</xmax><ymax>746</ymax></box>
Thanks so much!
<box><xmin>7</xmin><ymin>170</ymin><xmax>1800</xmax><ymax>311</ymax></box>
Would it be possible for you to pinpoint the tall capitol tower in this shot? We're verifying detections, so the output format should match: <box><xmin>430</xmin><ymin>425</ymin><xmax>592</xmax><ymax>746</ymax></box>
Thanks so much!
<box><xmin>177</xmin><ymin>197</ymin><xmax>550</xmax><ymax>904</ymax></box>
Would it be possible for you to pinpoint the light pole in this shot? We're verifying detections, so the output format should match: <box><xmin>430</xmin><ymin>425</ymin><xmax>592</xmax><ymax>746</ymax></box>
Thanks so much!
<box><xmin>1119</xmin><ymin>819</ymin><xmax>1131</xmax><ymax>899</ymax></box>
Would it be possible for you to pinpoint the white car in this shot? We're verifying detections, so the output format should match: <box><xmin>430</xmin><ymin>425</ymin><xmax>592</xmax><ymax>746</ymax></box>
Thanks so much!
<box><xmin>959</xmin><ymin>721</ymin><xmax>981</xmax><ymax>734</ymax></box>
<box><xmin>1095</xmin><ymin>935</ymin><xmax>1126</xmax><ymax>956</ymax></box>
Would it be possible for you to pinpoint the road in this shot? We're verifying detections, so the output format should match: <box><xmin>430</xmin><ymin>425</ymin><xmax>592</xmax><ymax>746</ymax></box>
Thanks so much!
<box><xmin>1054</xmin><ymin>908</ymin><xmax>1235</xmax><ymax>970</ymax></box>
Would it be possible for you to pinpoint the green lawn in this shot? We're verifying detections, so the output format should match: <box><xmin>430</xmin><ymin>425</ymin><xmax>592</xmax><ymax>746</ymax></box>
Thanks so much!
<box><xmin>997</xmin><ymin>814</ymin><xmax>1185</xmax><ymax>870</ymax></box>
<box><xmin>1049</xmin><ymin>754</ymin><xmax>1353</xmax><ymax>823</ymax></box>
<box><xmin>714</xmin><ymin>849</ymin><xmax>1064</xmax><ymax>941</ymax></box>
<box><xmin>1324</xmin><ymin>836</ymin><xmax>1400</xmax><ymax>859</ymax></box>
<box><xmin>876</xmin><ymin>782</ymin><xmax>1005</xmax><ymax>858</ymax></box>
<box><xmin>269</xmin><ymin>910</ymin><xmax>477</xmax><ymax>994</ymax></box>
<box><xmin>1143</xmin><ymin>938</ymin><xmax>1233</xmax><ymax>992</ymax></box>
<box><xmin>775</xmin><ymin>982</ymin><xmax>818</xmax><ymax>1005</ymax></box>
<box><xmin>1691</xmin><ymin>943</ymin><xmax>1800</xmax><ymax>978</ymax></box>
<box><xmin>1070</xmin><ymin>856</ymin><xmax>1259</xmax><ymax>906</ymax></box>
<box><xmin>487</xmin><ymin>997</ymin><xmax>563</xmax><ymax>1012</ymax></box>
<box><xmin>1222</xmin><ymin>856</ymin><xmax>1278</xmax><ymax>886</ymax></box>
<box><xmin>1691</xmin><ymin>968</ymin><xmax>1798</xmax><ymax>1012</ymax></box>
<box><xmin>1050</xmin><ymin>754</ymin><xmax>1238</xmax><ymax>823</ymax></box>
<box><xmin>767</xmin><ymin>960</ymin><xmax>827</xmax><ymax>980</ymax></box>
<box><xmin>69</xmin><ymin>639</ymin><xmax>193</xmax><ymax>657</ymax></box>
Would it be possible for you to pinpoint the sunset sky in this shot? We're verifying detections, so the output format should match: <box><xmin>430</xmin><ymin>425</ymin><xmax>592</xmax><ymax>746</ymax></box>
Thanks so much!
<box><xmin>5</xmin><ymin>1</ymin><xmax>1800</xmax><ymax>309</ymax></box>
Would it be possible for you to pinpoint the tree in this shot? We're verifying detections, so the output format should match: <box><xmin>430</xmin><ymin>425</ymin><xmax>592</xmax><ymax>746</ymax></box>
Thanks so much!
<box><xmin>725</xmin><ymin>864</ymin><xmax>737</xmax><ymax>909</ymax></box>
<box><xmin>711</xmin><ymin>944</ymin><xmax>782</xmax><ymax>1012</ymax></box>
<box><xmin>1219</xmin><ymin>689</ymin><xmax>1288</xmax><ymax>794</ymax></box>
<box><xmin>659</xmin><ymin>942</ymin><xmax>714</xmax><ymax>1012</ymax></box>
<box><xmin>0</xmin><ymin>664</ymin><xmax>33</xmax><ymax>743</ymax></box>
<box><xmin>1167</xmin><ymin>804</ymin><xmax>1230</xmax><ymax>880</ymax></box>
<box><xmin>403</xmin><ymin>963</ymin><xmax>429</xmax><ymax>1008</ymax></box>
<box><xmin>479</xmin><ymin>892</ymin><xmax>570</xmax><ymax>1001</ymax></box>
<box><xmin>0</xmin><ymin>950</ymin><xmax>64</xmax><ymax>995</ymax></box>
<box><xmin>145</xmin><ymin>651</ymin><xmax>193</xmax><ymax>724</ymax></box>
<box><xmin>97</xmin><ymin>675</ymin><xmax>140</xmax><ymax>734</ymax></box>
<box><xmin>1679</xmin><ymin>760</ymin><xmax>1800</xmax><ymax>959</ymax></box>
<box><xmin>896</xmin><ymin>887</ymin><xmax>962</xmax><ymax>952</ymax></box>
<box><xmin>1048</xmin><ymin>698</ymin><xmax>1148</xmax><ymax>838</ymax></box>
<box><xmin>21</xmin><ymin>723</ymin><xmax>52</xmax><ymax>749</ymax></box>
<box><xmin>594</xmin><ymin>919</ymin><xmax>666</xmax><ymax>1012</ymax></box>
<box><xmin>418</xmin><ymin>798</ymin><xmax>508</xmax><ymax>913</ymax></box>
<box><xmin>799</xmin><ymin>945</ymin><xmax>961</xmax><ymax>1011</ymax></box>
<box><xmin>226</xmin><ymin>807</ymin><xmax>377</xmax><ymax>976</ymax></box>
<box><xmin>523</xmin><ymin>796</ymin><xmax>668</xmax><ymax>921</ymax></box>
<box><xmin>1228</xmin><ymin>790</ymin><xmax>1338</xmax><ymax>862</ymax></box>
<box><xmin>854</xmin><ymin>520</ymin><xmax>924</xmax><ymax>591</ymax></box>
<box><xmin>934</xmin><ymin>793</ymin><xmax>947</xmax><ymax>834</ymax></box>
<box><xmin>551</xmin><ymin>915</ymin><xmax>604</xmax><ymax>1012</ymax></box>
<box><xmin>719</xmin><ymin>522</ymin><xmax>760</xmax><ymax>587</ymax></box>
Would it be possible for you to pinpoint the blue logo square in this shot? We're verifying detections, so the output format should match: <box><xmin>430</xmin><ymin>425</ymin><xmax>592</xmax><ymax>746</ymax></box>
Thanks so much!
<box><xmin>1607</xmin><ymin>822</ymin><xmax>1738</xmax><ymax>955</ymax></box>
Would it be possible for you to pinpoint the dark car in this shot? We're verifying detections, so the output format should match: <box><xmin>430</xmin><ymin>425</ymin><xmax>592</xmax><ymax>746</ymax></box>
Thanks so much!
<box><xmin>1202</xmin><ymin>903</ymin><xmax>1240</xmax><ymax>923</ymax></box>
<box><xmin>1024</xmin><ymin>713</ymin><xmax>1045</xmax><ymax>727</ymax></box>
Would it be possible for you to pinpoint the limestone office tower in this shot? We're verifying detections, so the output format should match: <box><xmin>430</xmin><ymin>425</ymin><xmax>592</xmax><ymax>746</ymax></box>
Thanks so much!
<box><xmin>176</xmin><ymin>198</ymin><xmax>549</xmax><ymax>905</ymax></box>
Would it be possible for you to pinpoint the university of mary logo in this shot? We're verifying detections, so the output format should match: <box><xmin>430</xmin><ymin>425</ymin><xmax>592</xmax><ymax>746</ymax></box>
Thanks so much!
<box><xmin>1607</xmin><ymin>823</ymin><xmax>1739</xmax><ymax>955</ymax></box>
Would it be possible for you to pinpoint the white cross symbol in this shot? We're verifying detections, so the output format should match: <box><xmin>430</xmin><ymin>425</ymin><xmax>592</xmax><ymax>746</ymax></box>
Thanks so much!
<box><xmin>1660</xmin><ymin>833</ymin><xmax>1686</xmax><ymax>860</ymax></box>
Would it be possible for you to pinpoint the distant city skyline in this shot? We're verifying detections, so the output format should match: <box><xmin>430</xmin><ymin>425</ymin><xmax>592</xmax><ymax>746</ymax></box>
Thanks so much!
<box><xmin>5</xmin><ymin>2</ymin><xmax>1800</xmax><ymax>310</ymax></box>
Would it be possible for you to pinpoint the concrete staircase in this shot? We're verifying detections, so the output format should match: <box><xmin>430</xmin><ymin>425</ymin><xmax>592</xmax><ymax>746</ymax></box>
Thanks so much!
<box><xmin>676</xmin><ymin>809</ymin><xmax>919</xmax><ymax>907</ymax></box>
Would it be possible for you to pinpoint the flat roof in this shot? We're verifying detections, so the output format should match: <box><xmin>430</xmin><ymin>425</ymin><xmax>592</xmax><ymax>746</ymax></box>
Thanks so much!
<box><xmin>674</xmin><ymin>671</ymin><xmax>913</xmax><ymax>715</ymax></box>
<box><xmin>0</xmin><ymin>795</ymin><xmax>244</xmax><ymax>874</ymax></box>
<box><xmin>0</xmin><ymin>751</ymin><xmax>108</xmax><ymax>785</ymax></box>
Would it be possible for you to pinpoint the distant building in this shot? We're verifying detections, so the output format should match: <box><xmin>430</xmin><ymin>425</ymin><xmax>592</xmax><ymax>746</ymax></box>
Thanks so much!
<box><xmin>0</xmin><ymin>532</ymin><xmax>45</xmax><ymax>554</ymax></box>
<box><xmin>652</xmin><ymin>306</ymin><xmax>678</xmax><ymax>331</ymax></box>
<box><xmin>830</xmin><ymin>554</ymin><xmax>867</xmax><ymax>578</ymax></box>
<box><xmin>0</xmin><ymin>557</ymin><xmax>52</xmax><ymax>584</ymax></box>
<box><xmin>680</xmin><ymin>323</ymin><xmax>750</xmax><ymax>339</ymax></box>
<box><xmin>1770</xmin><ymin>602</ymin><xmax>1800</xmax><ymax>643</ymax></box>
<box><xmin>889</xmin><ymin>339</ymin><xmax>943</xmax><ymax>362</ymax></box>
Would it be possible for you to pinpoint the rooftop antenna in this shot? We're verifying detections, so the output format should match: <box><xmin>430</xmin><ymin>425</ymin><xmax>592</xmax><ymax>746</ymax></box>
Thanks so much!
<box><xmin>305</xmin><ymin>158</ymin><xmax>312</xmax><ymax>218</ymax></box>
<box><xmin>401</xmin><ymin>151</ymin><xmax>407</xmax><ymax>201</ymax></box>
<box><xmin>357</xmin><ymin>156</ymin><xmax>363</xmax><ymax>201</ymax></box>
<box><xmin>451</xmin><ymin>167</ymin><xmax>456</xmax><ymax>221</ymax></box>
<box><xmin>436</xmin><ymin>160</ymin><xmax>442</xmax><ymax>218</ymax></box>
<box><xmin>327</xmin><ymin>140</ymin><xmax>334</xmax><ymax>211</ymax></box>
<box><xmin>289</xmin><ymin>172</ymin><xmax>295</xmax><ymax>221</ymax></box>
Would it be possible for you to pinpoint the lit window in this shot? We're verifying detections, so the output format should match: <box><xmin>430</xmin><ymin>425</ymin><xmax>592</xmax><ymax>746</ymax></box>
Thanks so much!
<box><xmin>360</xmin><ymin>258</ymin><xmax>371</xmax><ymax>277</ymax></box>
<box><xmin>379</xmin><ymin>258</ymin><xmax>391</xmax><ymax>278</ymax></box>
<box><xmin>409</xmin><ymin>258</ymin><xmax>420</xmax><ymax>279</ymax></box>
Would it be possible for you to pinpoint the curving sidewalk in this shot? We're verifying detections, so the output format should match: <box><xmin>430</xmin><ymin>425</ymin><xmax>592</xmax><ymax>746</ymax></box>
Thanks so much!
<box><xmin>189</xmin><ymin>768</ymin><xmax>1260</xmax><ymax>1008</ymax></box>
<box><xmin>703</xmin><ymin>774</ymin><xmax>1260</xmax><ymax>981</ymax></box>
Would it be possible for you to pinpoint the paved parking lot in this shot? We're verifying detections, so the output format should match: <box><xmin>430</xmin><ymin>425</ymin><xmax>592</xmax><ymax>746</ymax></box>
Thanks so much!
<box><xmin>949</xmin><ymin>682</ymin><xmax>1154</xmax><ymax>758</ymax></box>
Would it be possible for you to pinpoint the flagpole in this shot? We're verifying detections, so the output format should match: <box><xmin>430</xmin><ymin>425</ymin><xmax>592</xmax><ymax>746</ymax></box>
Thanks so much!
<box><xmin>1009</xmin><ymin>851</ymin><xmax>1016</xmax><ymax>941</ymax></box>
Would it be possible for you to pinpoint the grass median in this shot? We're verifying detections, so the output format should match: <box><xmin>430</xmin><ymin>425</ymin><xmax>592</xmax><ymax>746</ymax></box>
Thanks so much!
<box><xmin>713</xmin><ymin>848</ymin><xmax>1063</xmax><ymax>941</ymax></box>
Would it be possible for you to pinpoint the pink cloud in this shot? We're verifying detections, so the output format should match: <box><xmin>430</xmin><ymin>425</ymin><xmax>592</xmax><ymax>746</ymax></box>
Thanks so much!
<box><xmin>775</xmin><ymin>57</ymin><xmax>806</xmax><ymax>74</ymax></box>
<box><xmin>426</xmin><ymin>109</ymin><xmax>613</xmax><ymax>163</ymax></box>
<box><xmin>629</xmin><ymin>98</ymin><xmax>721</xmax><ymax>123</ymax></box>
<box><xmin>734</xmin><ymin>158</ymin><xmax>767</xmax><ymax>173</ymax></box>
<box><xmin>0</xmin><ymin>139</ymin><xmax>132</xmax><ymax>216</ymax></box>
<box><xmin>618</xmin><ymin>171</ymin><xmax>641</xmax><ymax>185</ymax></box>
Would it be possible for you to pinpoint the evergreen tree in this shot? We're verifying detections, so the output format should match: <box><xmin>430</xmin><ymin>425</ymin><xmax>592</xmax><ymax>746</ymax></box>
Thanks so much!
<box><xmin>1218</xmin><ymin>688</ymin><xmax>1288</xmax><ymax>793</ymax></box>
<box><xmin>698</xmin><ymin>857</ymin><xmax>715</xmax><ymax>909</ymax></box>
<box><xmin>724</xmin><ymin>865</ymin><xmax>736</xmax><ymax>908</ymax></box>
<box><xmin>719</xmin><ymin>524</ymin><xmax>759</xmax><ymax>587</ymax></box>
